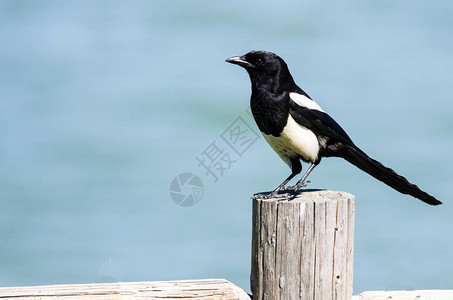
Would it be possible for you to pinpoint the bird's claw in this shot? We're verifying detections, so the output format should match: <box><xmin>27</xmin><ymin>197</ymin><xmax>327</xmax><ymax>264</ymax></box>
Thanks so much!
<box><xmin>253</xmin><ymin>191</ymin><xmax>292</xmax><ymax>200</ymax></box>
<box><xmin>253</xmin><ymin>181</ymin><xmax>311</xmax><ymax>201</ymax></box>
<box><xmin>284</xmin><ymin>180</ymin><xmax>311</xmax><ymax>191</ymax></box>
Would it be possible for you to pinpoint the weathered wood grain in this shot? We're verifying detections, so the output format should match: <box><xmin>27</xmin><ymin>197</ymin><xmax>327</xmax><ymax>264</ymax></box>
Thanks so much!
<box><xmin>0</xmin><ymin>279</ymin><xmax>250</xmax><ymax>299</ymax></box>
<box><xmin>352</xmin><ymin>289</ymin><xmax>453</xmax><ymax>300</ymax></box>
<box><xmin>251</xmin><ymin>190</ymin><xmax>355</xmax><ymax>300</ymax></box>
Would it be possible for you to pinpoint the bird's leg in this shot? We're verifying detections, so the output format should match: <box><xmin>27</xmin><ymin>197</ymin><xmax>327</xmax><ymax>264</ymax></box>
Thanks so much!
<box><xmin>262</xmin><ymin>172</ymin><xmax>298</xmax><ymax>199</ymax></box>
<box><xmin>255</xmin><ymin>158</ymin><xmax>302</xmax><ymax>199</ymax></box>
<box><xmin>286</xmin><ymin>163</ymin><xmax>317</xmax><ymax>191</ymax></box>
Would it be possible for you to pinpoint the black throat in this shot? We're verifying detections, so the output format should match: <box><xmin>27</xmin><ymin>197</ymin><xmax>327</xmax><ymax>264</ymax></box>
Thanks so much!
<box><xmin>249</xmin><ymin>68</ymin><xmax>298</xmax><ymax>137</ymax></box>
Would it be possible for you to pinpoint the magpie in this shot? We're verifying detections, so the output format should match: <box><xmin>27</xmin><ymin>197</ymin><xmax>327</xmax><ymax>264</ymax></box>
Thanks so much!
<box><xmin>226</xmin><ymin>50</ymin><xmax>441</xmax><ymax>205</ymax></box>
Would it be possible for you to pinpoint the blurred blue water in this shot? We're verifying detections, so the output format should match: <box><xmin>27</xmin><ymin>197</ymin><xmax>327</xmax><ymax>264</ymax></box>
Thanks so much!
<box><xmin>0</xmin><ymin>0</ymin><xmax>452</xmax><ymax>294</ymax></box>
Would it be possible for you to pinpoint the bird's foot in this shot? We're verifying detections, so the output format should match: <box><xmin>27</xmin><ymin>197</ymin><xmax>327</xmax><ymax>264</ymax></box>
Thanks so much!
<box><xmin>284</xmin><ymin>180</ymin><xmax>311</xmax><ymax>192</ymax></box>
<box><xmin>253</xmin><ymin>191</ymin><xmax>292</xmax><ymax>200</ymax></box>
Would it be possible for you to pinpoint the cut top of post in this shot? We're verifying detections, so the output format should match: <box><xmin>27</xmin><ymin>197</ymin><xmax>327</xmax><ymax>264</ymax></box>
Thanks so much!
<box><xmin>253</xmin><ymin>189</ymin><xmax>355</xmax><ymax>204</ymax></box>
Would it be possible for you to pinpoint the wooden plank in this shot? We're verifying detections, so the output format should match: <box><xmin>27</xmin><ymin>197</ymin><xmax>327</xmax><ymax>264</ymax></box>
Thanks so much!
<box><xmin>352</xmin><ymin>289</ymin><xmax>453</xmax><ymax>300</ymax></box>
<box><xmin>300</xmin><ymin>200</ymin><xmax>315</xmax><ymax>300</ymax></box>
<box><xmin>275</xmin><ymin>198</ymin><xmax>301</xmax><ymax>299</ymax></box>
<box><xmin>346</xmin><ymin>194</ymin><xmax>355</xmax><ymax>300</ymax></box>
<box><xmin>261</xmin><ymin>199</ymin><xmax>278</xmax><ymax>299</ymax></box>
<box><xmin>251</xmin><ymin>190</ymin><xmax>355</xmax><ymax>300</ymax></box>
<box><xmin>0</xmin><ymin>279</ymin><xmax>250</xmax><ymax>299</ymax></box>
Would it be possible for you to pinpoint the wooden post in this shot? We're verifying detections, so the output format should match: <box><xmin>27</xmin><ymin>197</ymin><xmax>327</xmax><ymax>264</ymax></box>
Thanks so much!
<box><xmin>251</xmin><ymin>190</ymin><xmax>355</xmax><ymax>300</ymax></box>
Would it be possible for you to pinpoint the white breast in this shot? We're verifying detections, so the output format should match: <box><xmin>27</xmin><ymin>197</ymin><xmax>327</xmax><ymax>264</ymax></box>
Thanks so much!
<box><xmin>262</xmin><ymin>115</ymin><xmax>320</xmax><ymax>166</ymax></box>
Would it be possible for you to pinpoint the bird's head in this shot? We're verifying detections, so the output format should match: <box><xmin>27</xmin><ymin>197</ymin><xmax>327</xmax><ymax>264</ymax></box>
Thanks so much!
<box><xmin>226</xmin><ymin>50</ymin><xmax>284</xmax><ymax>73</ymax></box>
<box><xmin>226</xmin><ymin>50</ymin><xmax>294</xmax><ymax>92</ymax></box>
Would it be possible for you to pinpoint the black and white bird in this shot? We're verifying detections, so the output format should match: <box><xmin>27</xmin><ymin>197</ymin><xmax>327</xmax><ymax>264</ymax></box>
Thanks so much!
<box><xmin>226</xmin><ymin>50</ymin><xmax>441</xmax><ymax>206</ymax></box>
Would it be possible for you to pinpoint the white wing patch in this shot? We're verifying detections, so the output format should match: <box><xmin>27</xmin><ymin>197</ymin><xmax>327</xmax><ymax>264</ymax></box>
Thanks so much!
<box><xmin>262</xmin><ymin>115</ymin><xmax>319</xmax><ymax>165</ymax></box>
<box><xmin>289</xmin><ymin>92</ymin><xmax>324</xmax><ymax>112</ymax></box>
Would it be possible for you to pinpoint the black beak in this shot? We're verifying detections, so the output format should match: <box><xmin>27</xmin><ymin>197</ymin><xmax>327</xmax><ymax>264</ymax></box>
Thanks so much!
<box><xmin>225</xmin><ymin>55</ymin><xmax>253</xmax><ymax>68</ymax></box>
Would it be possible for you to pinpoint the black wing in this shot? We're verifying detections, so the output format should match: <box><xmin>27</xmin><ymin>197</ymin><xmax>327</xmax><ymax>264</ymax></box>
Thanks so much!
<box><xmin>288</xmin><ymin>95</ymin><xmax>441</xmax><ymax>205</ymax></box>
<box><xmin>288</xmin><ymin>99</ymin><xmax>354</xmax><ymax>145</ymax></box>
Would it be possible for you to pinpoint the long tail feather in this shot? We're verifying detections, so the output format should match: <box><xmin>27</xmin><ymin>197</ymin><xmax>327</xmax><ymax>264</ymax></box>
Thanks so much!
<box><xmin>341</xmin><ymin>145</ymin><xmax>441</xmax><ymax>205</ymax></box>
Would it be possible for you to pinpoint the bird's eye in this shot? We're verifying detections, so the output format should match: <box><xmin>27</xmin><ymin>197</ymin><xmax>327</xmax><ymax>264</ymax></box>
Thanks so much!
<box><xmin>255</xmin><ymin>58</ymin><xmax>263</xmax><ymax>65</ymax></box>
